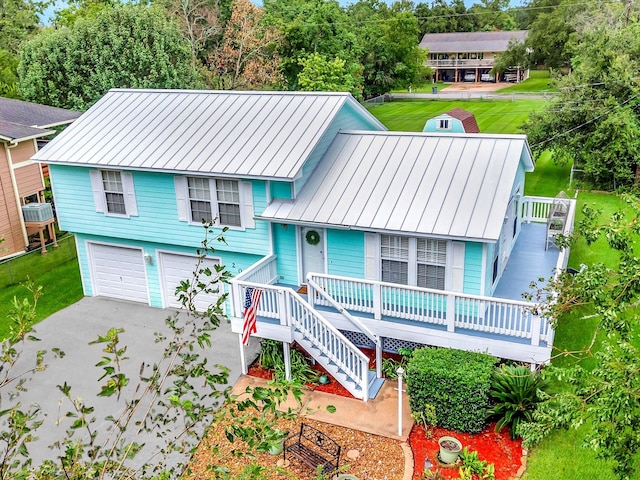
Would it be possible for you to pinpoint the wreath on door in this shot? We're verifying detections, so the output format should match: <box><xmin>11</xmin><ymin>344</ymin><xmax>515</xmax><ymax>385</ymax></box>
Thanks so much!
<box><xmin>305</xmin><ymin>230</ymin><xmax>321</xmax><ymax>245</ymax></box>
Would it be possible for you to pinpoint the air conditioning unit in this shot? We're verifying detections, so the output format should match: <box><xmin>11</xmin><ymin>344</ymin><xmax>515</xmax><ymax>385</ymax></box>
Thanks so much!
<box><xmin>21</xmin><ymin>203</ymin><xmax>54</xmax><ymax>222</ymax></box>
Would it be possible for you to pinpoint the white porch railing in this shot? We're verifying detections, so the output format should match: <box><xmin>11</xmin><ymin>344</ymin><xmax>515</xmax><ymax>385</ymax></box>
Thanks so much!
<box><xmin>521</xmin><ymin>196</ymin><xmax>555</xmax><ymax>223</ymax></box>
<box><xmin>308</xmin><ymin>273</ymin><xmax>549</xmax><ymax>346</ymax></box>
<box><xmin>231</xmin><ymin>261</ymin><xmax>372</xmax><ymax>400</ymax></box>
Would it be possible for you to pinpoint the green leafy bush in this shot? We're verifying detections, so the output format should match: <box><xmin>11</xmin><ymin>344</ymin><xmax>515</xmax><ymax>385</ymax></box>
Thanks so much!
<box><xmin>488</xmin><ymin>364</ymin><xmax>548</xmax><ymax>439</ymax></box>
<box><xmin>406</xmin><ymin>347</ymin><xmax>496</xmax><ymax>433</ymax></box>
<box><xmin>259</xmin><ymin>339</ymin><xmax>318</xmax><ymax>384</ymax></box>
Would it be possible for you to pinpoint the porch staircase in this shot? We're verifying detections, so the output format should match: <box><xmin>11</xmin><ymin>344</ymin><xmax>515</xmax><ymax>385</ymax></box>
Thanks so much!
<box><xmin>288</xmin><ymin>292</ymin><xmax>383</xmax><ymax>401</ymax></box>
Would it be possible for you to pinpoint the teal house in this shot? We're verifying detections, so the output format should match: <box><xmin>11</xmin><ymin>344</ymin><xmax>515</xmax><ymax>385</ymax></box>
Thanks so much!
<box><xmin>33</xmin><ymin>90</ymin><xmax>575</xmax><ymax>400</ymax></box>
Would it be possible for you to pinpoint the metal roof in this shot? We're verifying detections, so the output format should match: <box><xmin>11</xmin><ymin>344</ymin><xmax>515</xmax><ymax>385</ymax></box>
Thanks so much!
<box><xmin>259</xmin><ymin>131</ymin><xmax>533</xmax><ymax>242</ymax></box>
<box><xmin>32</xmin><ymin>89</ymin><xmax>383</xmax><ymax>180</ymax></box>
<box><xmin>419</xmin><ymin>30</ymin><xmax>528</xmax><ymax>53</ymax></box>
<box><xmin>0</xmin><ymin>97</ymin><xmax>80</xmax><ymax>129</ymax></box>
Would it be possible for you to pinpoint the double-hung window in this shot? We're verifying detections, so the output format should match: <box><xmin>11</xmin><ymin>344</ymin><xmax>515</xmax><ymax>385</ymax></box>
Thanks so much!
<box><xmin>102</xmin><ymin>170</ymin><xmax>126</xmax><ymax>215</ymax></box>
<box><xmin>90</xmin><ymin>169</ymin><xmax>137</xmax><ymax>217</ymax></box>
<box><xmin>417</xmin><ymin>239</ymin><xmax>447</xmax><ymax>289</ymax></box>
<box><xmin>381</xmin><ymin>235</ymin><xmax>409</xmax><ymax>284</ymax></box>
<box><xmin>178</xmin><ymin>176</ymin><xmax>250</xmax><ymax>228</ymax></box>
<box><xmin>380</xmin><ymin>235</ymin><xmax>447</xmax><ymax>290</ymax></box>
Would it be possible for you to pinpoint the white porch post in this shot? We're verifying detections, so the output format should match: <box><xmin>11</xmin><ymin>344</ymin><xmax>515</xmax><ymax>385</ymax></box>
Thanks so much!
<box><xmin>283</xmin><ymin>341</ymin><xmax>292</xmax><ymax>381</ymax></box>
<box><xmin>376</xmin><ymin>341</ymin><xmax>383</xmax><ymax>378</ymax></box>
<box><xmin>446</xmin><ymin>293</ymin><xmax>456</xmax><ymax>332</ymax></box>
<box><xmin>530</xmin><ymin>313</ymin><xmax>541</xmax><ymax>346</ymax></box>
<box><xmin>373</xmin><ymin>283</ymin><xmax>382</xmax><ymax>320</ymax></box>
<box><xmin>278</xmin><ymin>290</ymin><xmax>288</xmax><ymax>326</ymax></box>
<box><xmin>239</xmin><ymin>335</ymin><xmax>248</xmax><ymax>374</ymax></box>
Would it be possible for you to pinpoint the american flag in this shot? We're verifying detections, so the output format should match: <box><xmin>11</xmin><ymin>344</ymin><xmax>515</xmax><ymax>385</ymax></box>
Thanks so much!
<box><xmin>242</xmin><ymin>287</ymin><xmax>262</xmax><ymax>346</ymax></box>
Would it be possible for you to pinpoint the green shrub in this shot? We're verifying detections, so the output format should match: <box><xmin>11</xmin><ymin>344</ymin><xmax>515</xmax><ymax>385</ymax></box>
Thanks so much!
<box><xmin>488</xmin><ymin>364</ymin><xmax>548</xmax><ymax>439</ymax></box>
<box><xmin>406</xmin><ymin>347</ymin><xmax>496</xmax><ymax>433</ymax></box>
<box><xmin>259</xmin><ymin>339</ymin><xmax>318</xmax><ymax>384</ymax></box>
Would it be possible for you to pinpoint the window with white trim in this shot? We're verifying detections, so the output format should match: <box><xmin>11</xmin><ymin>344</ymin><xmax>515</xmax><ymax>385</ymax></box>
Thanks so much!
<box><xmin>89</xmin><ymin>170</ymin><xmax>138</xmax><ymax>217</ymax></box>
<box><xmin>437</xmin><ymin>119</ymin><xmax>450</xmax><ymax>130</ymax></box>
<box><xmin>380</xmin><ymin>235</ymin><xmax>447</xmax><ymax>290</ymax></box>
<box><xmin>381</xmin><ymin>235</ymin><xmax>409</xmax><ymax>284</ymax></box>
<box><xmin>184</xmin><ymin>177</ymin><xmax>243</xmax><ymax>227</ymax></box>
<box><xmin>417</xmin><ymin>238</ymin><xmax>447</xmax><ymax>289</ymax></box>
<box><xmin>102</xmin><ymin>170</ymin><xmax>126</xmax><ymax>215</ymax></box>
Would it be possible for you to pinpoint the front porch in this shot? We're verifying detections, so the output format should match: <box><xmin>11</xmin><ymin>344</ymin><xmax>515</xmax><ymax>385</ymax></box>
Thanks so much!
<box><xmin>229</xmin><ymin>196</ymin><xmax>575</xmax><ymax>400</ymax></box>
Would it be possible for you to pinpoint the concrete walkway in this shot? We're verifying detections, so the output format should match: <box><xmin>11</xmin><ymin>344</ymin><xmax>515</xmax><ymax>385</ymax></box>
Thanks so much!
<box><xmin>232</xmin><ymin>375</ymin><xmax>414</xmax><ymax>442</ymax></box>
<box><xmin>5</xmin><ymin>297</ymin><xmax>260</xmax><ymax>474</ymax></box>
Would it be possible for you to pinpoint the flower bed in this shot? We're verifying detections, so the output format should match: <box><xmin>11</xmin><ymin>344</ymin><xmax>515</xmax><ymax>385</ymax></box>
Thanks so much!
<box><xmin>410</xmin><ymin>424</ymin><xmax>523</xmax><ymax>480</ymax></box>
<box><xmin>247</xmin><ymin>349</ymin><xmax>524</xmax><ymax>480</ymax></box>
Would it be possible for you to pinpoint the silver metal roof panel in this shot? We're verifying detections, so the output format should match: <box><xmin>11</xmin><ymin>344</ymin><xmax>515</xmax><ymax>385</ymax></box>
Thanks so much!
<box><xmin>32</xmin><ymin>89</ymin><xmax>384</xmax><ymax>180</ymax></box>
<box><xmin>259</xmin><ymin>131</ymin><xmax>533</xmax><ymax>242</ymax></box>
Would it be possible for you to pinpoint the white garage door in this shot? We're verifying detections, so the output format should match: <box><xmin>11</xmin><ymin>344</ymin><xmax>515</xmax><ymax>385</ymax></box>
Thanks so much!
<box><xmin>89</xmin><ymin>243</ymin><xmax>148</xmax><ymax>303</ymax></box>
<box><xmin>159</xmin><ymin>252</ymin><xmax>222</xmax><ymax>312</ymax></box>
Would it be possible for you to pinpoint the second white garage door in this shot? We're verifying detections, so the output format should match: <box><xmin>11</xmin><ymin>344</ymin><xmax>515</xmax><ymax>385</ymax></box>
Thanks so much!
<box><xmin>89</xmin><ymin>243</ymin><xmax>149</xmax><ymax>303</ymax></box>
<box><xmin>159</xmin><ymin>252</ymin><xmax>222</xmax><ymax>312</ymax></box>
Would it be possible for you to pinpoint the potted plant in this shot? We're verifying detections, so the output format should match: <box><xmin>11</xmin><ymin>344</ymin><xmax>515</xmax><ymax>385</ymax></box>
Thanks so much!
<box><xmin>438</xmin><ymin>436</ymin><xmax>462</xmax><ymax>464</ymax></box>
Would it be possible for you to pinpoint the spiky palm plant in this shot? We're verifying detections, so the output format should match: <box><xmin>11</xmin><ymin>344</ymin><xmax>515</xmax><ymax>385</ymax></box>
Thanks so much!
<box><xmin>488</xmin><ymin>365</ymin><xmax>548</xmax><ymax>439</ymax></box>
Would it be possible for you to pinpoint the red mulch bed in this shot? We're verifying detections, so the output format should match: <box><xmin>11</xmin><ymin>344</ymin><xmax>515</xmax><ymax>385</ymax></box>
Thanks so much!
<box><xmin>409</xmin><ymin>424</ymin><xmax>522</xmax><ymax>479</ymax></box>
<box><xmin>247</xmin><ymin>348</ymin><xmax>523</xmax><ymax>480</ymax></box>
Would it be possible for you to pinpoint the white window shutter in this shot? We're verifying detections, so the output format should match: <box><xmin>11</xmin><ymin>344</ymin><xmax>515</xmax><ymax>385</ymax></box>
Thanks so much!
<box><xmin>174</xmin><ymin>176</ymin><xmax>189</xmax><ymax>222</ymax></box>
<box><xmin>241</xmin><ymin>181</ymin><xmax>255</xmax><ymax>229</ymax></box>
<box><xmin>364</xmin><ymin>232</ymin><xmax>379</xmax><ymax>280</ymax></box>
<box><xmin>89</xmin><ymin>170</ymin><xmax>106</xmax><ymax>213</ymax></box>
<box><xmin>121</xmin><ymin>172</ymin><xmax>138</xmax><ymax>216</ymax></box>
<box><xmin>450</xmin><ymin>241</ymin><xmax>465</xmax><ymax>292</ymax></box>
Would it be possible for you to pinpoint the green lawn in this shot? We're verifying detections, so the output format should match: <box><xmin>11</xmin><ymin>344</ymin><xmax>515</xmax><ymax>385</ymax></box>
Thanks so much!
<box><xmin>496</xmin><ymin>70</ymin><xmax>558</xmax><ymax>94</ymax></box>
<box><xmin>366</xmin><ymin>98</ymin><xmax>545</xmax><ymax>134</ymax></box>
<box><xmin>521</xmin><ymin>191</ymin><xmax>632</xmax><ymax>480</ymax></box>
<box><xmin>0</xmin><ymin>236</ymin><xmax>83</xmax><ymax>339</ymax></box>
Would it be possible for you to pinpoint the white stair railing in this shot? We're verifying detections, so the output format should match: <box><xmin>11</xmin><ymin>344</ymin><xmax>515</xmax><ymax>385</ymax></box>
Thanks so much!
<box><xmin>230</xmin><ymin>275</ymin><xmax>371</xmax><ymax>400</ymax></box>
<box><xmin>307</xmin><ymin>276</ymin><xmax>382</xmax><ymax>379</ymax></box>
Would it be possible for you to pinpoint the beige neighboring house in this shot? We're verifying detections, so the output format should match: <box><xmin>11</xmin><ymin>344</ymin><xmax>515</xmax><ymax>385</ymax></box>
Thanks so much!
<box><xmin>0</xmin><ymin>97</ymin><xmax>80</xmax><ymax>259</ymax></box>
<box><xmin>419</xmin><ymin>30</ymin><xmax>529</xmax><ymax>83</ymax></box>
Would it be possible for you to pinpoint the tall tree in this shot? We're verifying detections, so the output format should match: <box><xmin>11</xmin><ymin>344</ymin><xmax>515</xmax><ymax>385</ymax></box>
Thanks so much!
<box><xmin>467</xmin><ymin>0</ymin><xmax>517</xmax><ymax>31</ymax></box>
<box><xmin>297</xmin><ymin>51</ymin><xmax>362</xmax><ymax>98</ymax></box>
<box><xmin>348</xmin><ymin>0</ymin><xmax>428</xmax><ymax>98</ymax></box>
<box><xmin>208</xmin><ymin>0</ymin><xmax>282</xmax><ymax>90</ymax></box>
<box><xmin>160</xmin><ymin>0</ymin><xmax>226</xmax><ymax>65</ymax></box>
<box><xmin>263</xmin><ymin>0</ymin><xmax>359</xmax><ymax>89</ymax></box>
<box><xmin>415</xmin><ymin>0</ymin><xmax>474</xmax><ymax>35</ymax></box>
<box><xmin>0</xmin><ymin>0</ymin><xmax>40</xmax><ymax>54</ymax></box>
<box><xmin>53</xmin><ymin>0</ymin><xmax>119</xmax><ymax>27</ymax></box>
<box><xmin>0</xmin><ymin>49</ymin><xmax>19</xmax><ymax>98</ymax></box>
<box><xmin>18</xmin><ymin>4</ymin><xmax>198</xmax><ymax>111</ymax></box>
<box><xmin>524</xmin><ymin>22</ymin><xmax>640</xmax><ymax>189</ymax></box>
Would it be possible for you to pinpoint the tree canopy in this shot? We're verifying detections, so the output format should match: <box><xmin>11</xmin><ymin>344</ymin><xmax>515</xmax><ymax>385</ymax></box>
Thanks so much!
<box><xmin>523</xmin><ymin>21</ymin><xmax>640</xmax><ymax>189</ymax></box>
<box><xmin>18</xmin><ymin>4</ymin><xmax>199</xmax><ymax>111</ymax></box>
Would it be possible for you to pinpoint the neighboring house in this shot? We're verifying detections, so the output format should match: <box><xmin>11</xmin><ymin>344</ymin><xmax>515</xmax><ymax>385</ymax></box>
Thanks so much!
<box><xmin>419</xmin><ymin>30</ymin><xmax>529</xmax><ymax>83</ymax></box>
<box><xmin>0</xmin><ymin>97</ymin><xmax>80</xmax><ymax>259</ymax></box>
<box><xmin>423</xmin><ymin>108</ymin><xmax>480</xmax><ymax>133</ymax></box>
<box><xmin>33</xmin><ymin>89</ymin><xmax>575</xmax><ymax>401</ymax></box>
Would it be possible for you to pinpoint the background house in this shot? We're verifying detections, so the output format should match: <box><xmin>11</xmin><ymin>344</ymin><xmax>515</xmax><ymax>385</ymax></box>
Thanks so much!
<box><xmin>0</xmin><ymin>97</ymin><xmax>80</xmax><ymax>259</ymax></box>
<box><xmin>33</xmin><ymin>89</ymin><xmax>574</xmax><ymax>399</ymax></box>
<box><xmin>419</xmin><ymin>30</ymin><xmax>529</xmax><ymax>83</ymax></box>
<box><xmin>423</xmin><ymin>108</ymin><xmax>480</xmax><ymax>133</ymax></box>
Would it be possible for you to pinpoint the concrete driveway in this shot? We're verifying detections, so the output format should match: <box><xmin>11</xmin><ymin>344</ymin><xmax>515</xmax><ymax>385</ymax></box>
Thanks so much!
<box><xmin>6</xmin><ymin>297</ymin><xmax>260</xmax><ymax>475</ymax></box>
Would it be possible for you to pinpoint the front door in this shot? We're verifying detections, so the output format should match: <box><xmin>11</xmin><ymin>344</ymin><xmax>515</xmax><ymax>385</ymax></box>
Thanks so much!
<box><xmin>300</xmin><ymin>227</ymin><xmax>325</xmax><ymax>283</ymax></box>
